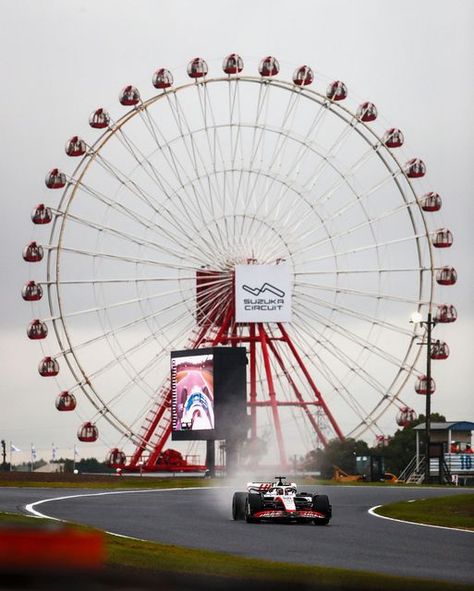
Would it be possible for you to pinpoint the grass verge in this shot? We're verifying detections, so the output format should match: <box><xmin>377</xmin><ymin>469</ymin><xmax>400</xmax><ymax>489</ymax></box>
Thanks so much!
<box><xmin>0</xmin><ymin>473</ymin><xmax>219</xmax><ymax>489</ymax></box>
<box><xmin>374</xmin><ymin>493</ymin><xmax>474</xmax><ymax>530</ymax></box>
<box><xmin>0</xmin><ymin>512</ymin><xmax>472</xmax><ymax>591</ymax></box>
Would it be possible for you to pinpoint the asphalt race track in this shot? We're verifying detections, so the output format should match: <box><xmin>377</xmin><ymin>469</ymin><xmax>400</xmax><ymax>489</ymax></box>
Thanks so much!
<box><xmin>1</xmin><ymin>485</ymin><xmax>473</xmax><ymax>584</ymax></box>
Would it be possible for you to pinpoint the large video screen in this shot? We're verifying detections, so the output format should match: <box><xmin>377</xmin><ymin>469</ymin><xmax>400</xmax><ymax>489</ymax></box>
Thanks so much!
<box><xmin>171</xmin><ymin>347</ymin><xmax>247</xmax><ymax>441</ymax></box>
<box><xmin>171</xmin><ymin>353</ymin><xmax>214</xmax><ymax>433</ymax></box>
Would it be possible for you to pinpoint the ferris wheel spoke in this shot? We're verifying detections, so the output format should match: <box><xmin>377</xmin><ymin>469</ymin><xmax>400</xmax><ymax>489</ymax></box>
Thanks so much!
<box><xmin>297</xmin><ymin>265</ymin><xmax>426</xmax><ymax>277</ymax></box>
<box><xmin>55</xmin><ymin>208</ymin><xmax>206</xmax><ymax>267</ymax></box>
<box><xmin>293</xmin><ymin>185</ymin><xmax>412</xmax><ymax>257</ymax></box>
<box><xmin>242</xmin><ymin>81</ymin><xmax>272</xmax><ymax>214</ymax></box>
<box><xmin>93</xmin><ymin>321</ymin><xmax>193</xmax><ymax>420</ymax></box>
<box><xmin>136</xmin><ymin>106</ymin><xmax>227</xmax><ymax>256</ymax></box>
<box><xmin>309</xmin><ymin>153</ymin><xmax>400</xmax><ymax>213</ymax></box>
<box><xmin>246</xmin><ymin>88</ymin><xmax>302</xmax><ymax>220</ymax></box>
<box><xmin>292</xmin><ymin>309</ymin><xmax>392</xmax><ymax>395</ymax></box>
<box><xmin>295</xmin><ymin>289</ymin><xmax>413</xmax><ymax>337</ymax></box>
<box><xmin>71</xmin><ymin>306</ymin><xmax>194</xmax><ymax>384</ymax></box>
<box><xmin>55</xmin><ymin>291</ymin><xmax>196</xmax><ymax>358</ymax></box>
<box><xmin>46</xmin><ymin>284</ymin><xmax>199</xmax><ymax>323</ymax></box>
<box><xmin>44</xmin><ymin>276</ymin><xmax>192</xmax><ymax>286</ymax></box>
<box><xmin>51</xmin><ymin>245</ymin><xmax>199</xmax><ymax>270</ymax></box>
<box><xmin>293</xmin><ymin>297</ymin><xmax>412</xmax><ymax>372</ymax></box>
<box><xmin>260</xmin><ymin>99</ymin><xmax>334</xmax><ymax>211</ymax></box>
<box><xmin>289</xmin><ymin>317</ymin><xmax>375</xmax><ymax>426</ymax></box>
<box><xmin>298</xmin><ymin>231</ymin><xmax>426</xmax><ymax>267</ymax></box>
<box><xmin>290</xmin><ymin>319</ymin><xmax>389</xmax><ymax>441</ymax></box>
<box><xmin>170</xmin><ymin>87</ymin><xmax>229</xmax><ymax>251</ymax></box>
<box><xmin>68</xmin><ymin>176</ymin><xmax>216</xmax><ymax>264</ymax></box>
<box><xmin>295</xmin><ymin>280</ymin><xmax>425</xmax><ymax>306</ymax></box>
<box><xmin>89</xmin><ymin>147</ymin><xmax>219</xmax><ymax>259</ymax></box>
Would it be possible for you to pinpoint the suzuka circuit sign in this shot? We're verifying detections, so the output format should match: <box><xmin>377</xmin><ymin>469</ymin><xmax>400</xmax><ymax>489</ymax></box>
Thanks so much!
<box><xmin>235</xmin><ymin>264</ymin><xmax>292</xmax><ymax>323</ymax></box>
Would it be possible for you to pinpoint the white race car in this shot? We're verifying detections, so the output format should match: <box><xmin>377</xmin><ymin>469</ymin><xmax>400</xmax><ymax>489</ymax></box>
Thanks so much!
<box><xmin>232</xmin><ymin>476</ymin><xmax>332</xmax><ymax>525</ymax></box>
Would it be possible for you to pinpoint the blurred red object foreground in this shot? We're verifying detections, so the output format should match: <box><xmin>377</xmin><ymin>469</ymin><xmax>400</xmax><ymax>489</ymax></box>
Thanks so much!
<box><xmin>0</xmin><ymin>523</ymin><xmax>104</xmax><ymax>569</ymax></box>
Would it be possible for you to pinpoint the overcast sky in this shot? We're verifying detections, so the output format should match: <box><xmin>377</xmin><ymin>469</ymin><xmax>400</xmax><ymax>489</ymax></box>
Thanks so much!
<box><xmin>1</xmin><ymin>0</ymin><xmax>473</xmax><ymax>465</ymax></box>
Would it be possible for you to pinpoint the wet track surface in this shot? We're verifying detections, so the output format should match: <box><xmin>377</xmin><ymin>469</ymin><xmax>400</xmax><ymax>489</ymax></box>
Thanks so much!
<box><xmin>1</xmin><ymin>485</ymin><xmax>473</xmax><ymax>584</ymax></box>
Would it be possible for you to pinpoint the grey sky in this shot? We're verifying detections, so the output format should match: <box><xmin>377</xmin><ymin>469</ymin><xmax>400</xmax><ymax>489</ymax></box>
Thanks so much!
<box><xmin>1</xmin><ymin>0</ymin><xmax>473</xmax><ymax>464</ymax></box>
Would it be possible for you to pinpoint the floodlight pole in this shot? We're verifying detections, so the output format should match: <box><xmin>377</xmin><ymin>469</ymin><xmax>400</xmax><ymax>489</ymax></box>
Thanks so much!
<box><xmin>411</xmin><ymin>310</ymin><xmax>437</xmax><ymax>484</ymax></box>
<box><xmin>425</xmin><ymin>312</ymin><xmax>433</xmax><ymax>484</ymax></box>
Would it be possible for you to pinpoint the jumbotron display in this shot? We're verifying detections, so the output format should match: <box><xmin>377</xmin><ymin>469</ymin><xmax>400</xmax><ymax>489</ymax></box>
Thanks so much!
<box><xmin>171</xmin><ymin>347</ymin><xmax>247</xmax><ymax>441</ymax></box>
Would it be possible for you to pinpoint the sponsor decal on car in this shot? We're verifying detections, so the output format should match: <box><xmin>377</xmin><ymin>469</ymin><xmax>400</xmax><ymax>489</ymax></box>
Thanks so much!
<box><xmin>253</xmin><ymin>509</ymin><xmax>325</xmax><ymax>519</ymax></box>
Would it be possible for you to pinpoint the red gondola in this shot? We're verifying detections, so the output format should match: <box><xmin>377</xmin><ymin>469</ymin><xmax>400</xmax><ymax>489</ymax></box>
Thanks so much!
<box><xmin>22</xmin><ymin>280</ymin><xmax>43</xmax><ymax>301</ymax></box>
<box><xmin>45</xmin><ymin>168</ymin><xmax>66</xmax><ymax>189</ymax></box>
<box><xmin>55</xmin><ymin>390</ymin><xmax>77</xmax><ymax>411</ymax></box>
<box><xmin>31</xmin><ymin>203</ymin><xmax>52</xmax><ymax>225</ymax></box>
<box><xmin>23</xmin><ymin>241</ymin><xmax>44</xmax><ymax>263</ymax></box>
<box><xmin>89</xmin><ymin>108</ymin><xmax>110</xmax><ymax>129</ymax></box>
<box><xmin>105</xmin><ymin>448</ymin><xmax>127</xmax><ymax>468</ymax></box>
<box><xmin>383</xmin><ymin>128</ymin><xmax>404</xmax><ymax>148</ymax></box>
<box><xmin>259</xmin><ymin>56</ymin><xmax>279</xmax><ymax>77</ymax></box>
<box><xmin>119</xmin><ymin>85</ymin><xmax>141</xmax><ymax>106</ymax></box>
<box><xmin>292</xmin><ymin>65</ymin><xmax>313</xmax><ymax>86</ymax></box>
<box><xmin>65</xmin><ymin>136</ymin><xmax>86</xmax><ymax>157</ymax></box>
<box><xmin>39</xmin><ymin>356</ymin><xmax>59</xmax><ymax>377</ymax></box>
<box><xmin>223</xmin><ymin>54</ymin><xmax>244</xmax><ymax>75</ymax></box>
<box><xmin>435</xmin><ymin>304</ymin><xmax>457</xmax><ymax>323</ymax></box>
<box><xmin>432</xmin><ymin>228</ymin><xmax>453</xmax><ymax>248</ymax></box>
<box><xmin>405</xmin><ymin>158</ymin><xmax>426</xmax><ymax>178</ymax></box>
<box><xmin>152</xmin><ymin>68</ymin><xmax>173</xmax><ymax>89</ymax></box>
<box><xmin>415</xmin><ymin>375</ymin><xmax>435</xmax><ymax>395</ymax></box>
<box><xmin>27</xmin><ymin>319</ymin><xmax>47</xmax><ymax>340</ymax></box>
<box><xmin>396</xmin><ymin>407</ymin><xmax>417</xmax><ymax>427</ymax></box>
<box><xmin>187</xmin><ymin>57</ymin><xmax>208</xmax><ymax>79</ymax></box>
<box><xmin>77</xmin><ymin>422</ymin><xmax>99</xmax><ymax>442</ymax></box>
<box><xmin>326</xmin><ymin>80</ymin><xmax>347</xmax><ymax>101</ymax></box>
<box><xmin>419</xmin><ymin>192</ymin><xmax>442</xmax><ymax>212</ymax></box>
<box><xmin>436</xmin><ymin>266</ymin><xmax>457</xmax><ymax>286</ymax></box>
<box><xmin>356</xmin><ymin>102</ymin><xmax>377</xmax><ymax>122</ymax></box>
<box><xmin>430</xmin><ymin>340</ymin><xmax>449</xmax><ymax>360</ymax></box>
<box><xmin>374</xmin><ymin>434</ymin><xmax>390</xmax><ymax>447</ymax></box>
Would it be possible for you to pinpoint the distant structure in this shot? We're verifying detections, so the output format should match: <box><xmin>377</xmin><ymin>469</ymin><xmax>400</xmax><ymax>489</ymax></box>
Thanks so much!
<box><xmin>401</xmin><ymin>421</ymin><xmax>474</xmax><ymax>485</ymax></box>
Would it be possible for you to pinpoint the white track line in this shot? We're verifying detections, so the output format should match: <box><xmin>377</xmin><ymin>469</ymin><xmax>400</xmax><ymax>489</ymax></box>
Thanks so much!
<box><xmin>368</xmin><ymin>504</ymin><xmax>474</xmax><ymax>534</ymax></box>
<box><xmin>25</xmin><ymin>487</ymin><xmax>218</xmax><ymax>521</ymax></box>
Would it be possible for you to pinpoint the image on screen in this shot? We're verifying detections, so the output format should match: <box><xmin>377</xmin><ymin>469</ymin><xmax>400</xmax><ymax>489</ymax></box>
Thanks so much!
<box><xmin>171</xmin><ymin>353</ymin><xmax>214</xmax><ymax>432</ymax></box>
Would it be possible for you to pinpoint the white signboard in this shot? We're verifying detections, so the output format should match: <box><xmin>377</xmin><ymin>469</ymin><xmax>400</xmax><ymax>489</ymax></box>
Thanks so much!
<box><xmin>235</xmin><ymin>264</ymin><xmax>292</xmax><ymax>323</ymax></box>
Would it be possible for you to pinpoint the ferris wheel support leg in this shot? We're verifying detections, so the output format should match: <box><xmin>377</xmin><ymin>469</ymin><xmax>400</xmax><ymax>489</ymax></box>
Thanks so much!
<box><xmin>128</xmin><ymin>389</ymin><xmax>171</xmax><ymax>468</ymax></box>
<box><xmin>249</xmin><ymin>323</ymin><xmax>258</xmax><ymax>440</ymax></box>
<box><xmin>258</xmin><ymin>323</ymin><xmax>288</xmax><ymax>467</ymax></box>
<box><xmin>128</xmin><ymin>322</ymin><xmax>214</xmax><ymax>470</ymax></box>
<box><xmin>265</xmin><ymin>336</ymin><xmax>329</xmax><ymax>447</ymax></box>
<box><xmin>277</xmin><ymin>323</ymin><xmax>345</xmax><ymax>442</ymax></box>
<box><xmin>146</xmin><ymin>423</ymin><xmax>172</xmax><ymax>468</ymax></box>
<box><xmin>211</xmin><ymin>301</ymin><xmax>234</xmax><ymax>346</ymax></box>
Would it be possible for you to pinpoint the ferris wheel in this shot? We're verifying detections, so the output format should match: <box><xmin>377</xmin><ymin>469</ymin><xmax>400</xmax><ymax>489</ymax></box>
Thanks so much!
<box><xmin>23</xmin><ymin>54</ymin><xmax>457</xmax><ymax>469</ymax></box>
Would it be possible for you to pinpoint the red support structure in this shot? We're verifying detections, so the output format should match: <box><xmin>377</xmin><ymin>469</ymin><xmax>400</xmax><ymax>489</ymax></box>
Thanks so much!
<box><xmin>258</xmin><ymin>323</ymin><xmax>287</xmax><ymax>467</ymax></box>
<box><xmin>126</xmin><ymin>270</ymin><xmax>344</xmax><ymax>471</ymax></box>
<box><xmin>277</xmin><ymin>323</ymin><xmax>345</xmax><ymax>441</ymax></box>
<box><xmin>249</xmin><ymin>322</ymin><xmax>257</xmax><ymax>439</ymax></box>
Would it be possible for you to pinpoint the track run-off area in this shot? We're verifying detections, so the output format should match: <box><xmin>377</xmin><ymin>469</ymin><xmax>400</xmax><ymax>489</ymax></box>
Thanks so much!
<box><xmin>1</xmin><ymin>484</ymin><xmax>472</xmax><ymax>585</ymax></box>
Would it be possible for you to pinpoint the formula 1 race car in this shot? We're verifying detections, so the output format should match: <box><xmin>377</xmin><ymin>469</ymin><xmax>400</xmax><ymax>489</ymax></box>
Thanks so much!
<box><xmin>232</xmin><ymin>476</ymin><xmax>332</xmax><ymax>525</ymax></box>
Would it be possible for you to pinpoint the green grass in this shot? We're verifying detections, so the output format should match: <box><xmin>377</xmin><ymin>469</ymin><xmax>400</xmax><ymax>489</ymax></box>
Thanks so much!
<box><xmin>1</xmin><ymin>512</ymin><xmax>472</xmax><ymax>590</ymax></box>
<box><xmin>0</xmin><ymin>475</ymin><xmax>219</xmax><ymax>489</ymax></box>
<box><xmin>374</xmin><ymin>494</ymin><xmax>474</xmax><ymax>530</ymax></box>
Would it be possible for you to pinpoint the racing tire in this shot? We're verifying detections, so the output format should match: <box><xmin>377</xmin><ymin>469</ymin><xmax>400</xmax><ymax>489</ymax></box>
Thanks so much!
<box><xmin>245</xmin><ymin>493</ymin><xmax>263</xmax><ymax>523</ymax></box>
<box><xmin>312</xmin><ymin>494</ymin><xmax>332</xmax><ymax>526</ymax></box>
<box><xmin>232</xmin><ymin>492</ymin><xmax>247</xmax><ymax>520</ymax></box>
